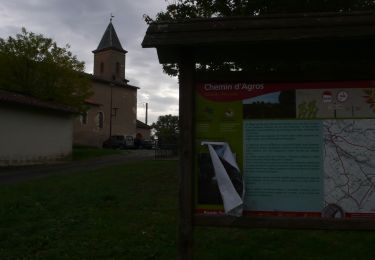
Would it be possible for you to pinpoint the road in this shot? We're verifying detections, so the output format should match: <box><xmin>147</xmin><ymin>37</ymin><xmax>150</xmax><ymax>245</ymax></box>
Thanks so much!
<box><xmin>0</xmin><ymin>150</ymin><xmax>156</xmax><ymax>185</ymax></box>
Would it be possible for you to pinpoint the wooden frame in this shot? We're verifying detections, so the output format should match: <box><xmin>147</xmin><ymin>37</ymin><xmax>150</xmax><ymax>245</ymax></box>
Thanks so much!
<box><xmin>142</xmin><ymin>12</ymin><xmax>375</xmax><ymax>259</ymax></box>
<box><xmin>194</xmin><ymin>215</ymin><xmax>375</xmax><ymax>230</ymax></box>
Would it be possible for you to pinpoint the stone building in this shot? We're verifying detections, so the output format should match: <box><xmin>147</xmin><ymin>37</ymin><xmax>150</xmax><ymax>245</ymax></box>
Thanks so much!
<box><xmin>73</xmin><ymin>21</ymin><xmax>139</xmax><ymax>147</ymax></box>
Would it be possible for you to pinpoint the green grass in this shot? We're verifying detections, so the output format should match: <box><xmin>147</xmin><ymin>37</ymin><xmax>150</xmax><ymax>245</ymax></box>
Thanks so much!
<box><xmin>72</xmin><ymin>146</ymin><xmax>126</xmax><ymax>161</ymax></box>
<box><xmin>0</xmin><ymin>160</ymin><xmax>178</xmax><ymax>259</ymax></box>
<box><xmin>1</xmin><ymin>160</ymin><xmax>375</xmax><ymax>259</ymax></box>
<box><xmin>194</xmin><ymin>228</ymin><xmax>375</xmax><ymax>260</ymax></box>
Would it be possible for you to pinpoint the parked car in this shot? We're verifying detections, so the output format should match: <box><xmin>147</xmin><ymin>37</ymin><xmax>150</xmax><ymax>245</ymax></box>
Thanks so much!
<box><xmin>102</xmin><ymin>135</ymin><xmax>126</xmax><ymax>149</ymax></box>
<box><xmin>102</xmin><ymin>135</ymin><xmax>134</xmax><ymax>149</ymax></box>
<box><xmin>124</xmin><ymin>135</ymin><xmax>135</xmax><ymax>148</ymax></box>
<box><xmin>141</xmin><ymin>139</ymin><xmax>154</xmax><ymax>149</ymax></box>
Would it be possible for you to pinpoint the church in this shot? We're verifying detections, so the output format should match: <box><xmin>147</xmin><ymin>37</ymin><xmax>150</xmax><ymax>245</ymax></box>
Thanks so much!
<box><xmin>73</xmin><ymin>20</ymin><xmax>149</xmax><ymax>147</ymax></box>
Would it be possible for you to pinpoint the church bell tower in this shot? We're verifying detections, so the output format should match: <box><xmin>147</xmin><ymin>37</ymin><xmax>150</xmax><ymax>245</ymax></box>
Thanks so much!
<box><xmin>92</xmin><ymin>19</ymin><xmax>127</xmax><ymax>81</ymax></box>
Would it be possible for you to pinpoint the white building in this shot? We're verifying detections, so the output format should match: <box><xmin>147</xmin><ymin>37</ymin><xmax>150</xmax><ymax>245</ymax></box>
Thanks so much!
<box><xmin>0</xmin><ymin>90</ymin><xmax>75</xmax><ymax>166</ymax></box>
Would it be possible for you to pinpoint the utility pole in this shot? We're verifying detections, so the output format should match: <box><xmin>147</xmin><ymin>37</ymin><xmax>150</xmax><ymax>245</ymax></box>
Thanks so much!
<box><xmin>109</xmin><ymin>83</ymin><xmax>113</xmax><ymax>137</ymax></box>
<box><xmin>145</xmin><ymin>102</ymin><xmax>148</xmax><ymax>125</ymax></box>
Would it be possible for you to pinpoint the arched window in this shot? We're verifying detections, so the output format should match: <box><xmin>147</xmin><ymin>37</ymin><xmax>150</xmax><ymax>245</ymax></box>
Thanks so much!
<box><xmin>97</xmin><ymin>112</ymin><xmax>104</xmax><ymax>129</ymax></box>
<box><xmin>100</xmin><ymin>62</ymin><xmax>104</xmax><ymax>74</ymax></box>
<box><xmin>80</xmin><ymin>112</ymin><xmax>88</xmax><ymax>125</ymax></box>
<box><xmin>116</xmin><ymin>62</ymin><xmax>120</xmax><ymax>77</ymax></box>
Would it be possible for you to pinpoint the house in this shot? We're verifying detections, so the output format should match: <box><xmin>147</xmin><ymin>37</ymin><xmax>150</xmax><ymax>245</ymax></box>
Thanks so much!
<box><xmin>0</xmin><ymin>90</ymin><xmax>75</xmax><ymax>166</ymax></box>
<box><xmin>73</xmin><ymin>20</ymin><xmax>141</xmax><ymax>147</ymax></box>
<box><xmin>136</xmin><ymin>120</ymin><xmax>152</xmax><ymax>140</ymax></box>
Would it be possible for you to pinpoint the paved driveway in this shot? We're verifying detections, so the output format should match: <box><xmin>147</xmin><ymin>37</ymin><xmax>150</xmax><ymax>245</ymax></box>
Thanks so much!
<box><xmin>0</xmin><ymin>150</ymin><xmax>156</xmax><ymax>184</ymax></box>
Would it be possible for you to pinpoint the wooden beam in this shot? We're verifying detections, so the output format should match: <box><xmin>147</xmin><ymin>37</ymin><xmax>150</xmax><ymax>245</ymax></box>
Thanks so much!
<box><xmin>156</xmin><ymin>38</ymin><xmax>375</xmax><ymax>63</ymax></box>
<box><xmin>178</xmin><ymin>49</ymin><xmax>195</xmax><ymax>260</ymax></box>
<box><xmin>194</xmin><ymin>62</ymin><xmax>375</xmax><ymax>82</ymax></box>
<box><xmin>142</xmin><ymin>13</ymin><xmax>375</xmax><ymax>48</ymax></box>
<box><xmin>194</xmin><ymin>215</ymin><xmax>375</xmax><ymax>230</ymax></box>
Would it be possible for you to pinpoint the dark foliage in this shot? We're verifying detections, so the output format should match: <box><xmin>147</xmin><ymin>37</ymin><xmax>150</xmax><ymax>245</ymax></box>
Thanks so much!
<box><xmin>0</xmin><ymin>28</ymin><xmax>92</xmax><ymax>111</ymax></box>
<box><xmin>152</xmin><ymin>114</ymin><xmax>179</xmax><ymax>145</ymax></box>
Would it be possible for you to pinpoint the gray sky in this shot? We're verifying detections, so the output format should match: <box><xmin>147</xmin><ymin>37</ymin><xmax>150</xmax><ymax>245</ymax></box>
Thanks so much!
<box><xmin>0</xmin><ymin>0</ymin><xmax>178</xmax><ymax>124</ymax></box>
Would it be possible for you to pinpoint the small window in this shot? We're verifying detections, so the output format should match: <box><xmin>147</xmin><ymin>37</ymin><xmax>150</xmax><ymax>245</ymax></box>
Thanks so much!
<box><xmin>81</xmin><ymin>112</ymin><xmax>88</xmax><ymax>125</ymax></box>
<box><xmin>97</xmin><ymin>112</ymin><xmax>104</xmax><ymax>129</ymax></box>
<box><xmin>116</xmin><ymin>62</ymin><xmax>120</xmax><ymax>76</ymax></box>
<box><xmin>112</xmin><ymin>107</ymin><xmax>118</xmax><ymax>117</ymax></box>
<box><xmin>100</xmin><ymin>62</ymin><xmax>104</xmax><ymax>74</ymax></box>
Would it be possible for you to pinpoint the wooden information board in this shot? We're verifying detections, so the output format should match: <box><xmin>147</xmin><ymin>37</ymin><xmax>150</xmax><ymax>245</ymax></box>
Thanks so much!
<box><xmin>195</xmin><ymin>80</ymin><xmax>375</xmax><ymax>220</ymax></box>
<box><xmin>142</xmin><ymin>13</ymin><xmax>375</xmax><ymax>259</ymax></box>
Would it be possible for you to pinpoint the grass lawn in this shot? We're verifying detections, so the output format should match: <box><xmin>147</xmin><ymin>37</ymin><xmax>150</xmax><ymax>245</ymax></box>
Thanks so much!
<box><xmin>0</xmin><ymin>161</ymin><xmax>178</xmax><ymax>259</ymax></box>
<box><xmin>1</xmin><ymin>160</ymin><xmax>375</xmax><ymax>259</ymax></box>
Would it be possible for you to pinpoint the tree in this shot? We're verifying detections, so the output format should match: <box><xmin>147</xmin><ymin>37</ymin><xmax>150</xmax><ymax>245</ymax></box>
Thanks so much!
<box><xmin>0</xmin><ymin>28</ymin><xmax>92</xmax><ymax>111</ymax></box>
<box><xmin>152</xmin><ymin>114</ymin><xmax>179</xmax><ymax>146</ymax></box>
<box><xmin>155</xmin><ymin>0</ymin><xmax>375</xmax><ymax>21</ymax></box>
<box><xmin>146</xmin><ymin>0</ymin><xmax>375</xmax><ymax>76</ymax></box>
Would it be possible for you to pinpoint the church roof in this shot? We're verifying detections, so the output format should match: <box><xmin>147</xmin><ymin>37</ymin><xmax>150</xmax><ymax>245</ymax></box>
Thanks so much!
<box><xmin>93</xmin><ymin>22</ymin><xmax>127</xmax><ymax>54</ymax></box>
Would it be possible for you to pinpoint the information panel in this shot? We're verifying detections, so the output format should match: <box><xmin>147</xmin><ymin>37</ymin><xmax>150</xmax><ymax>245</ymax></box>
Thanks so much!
<box><xmin>195</xmin><ymin>81</ymin><xmax>375</xmax><ymax>219</ymax></box>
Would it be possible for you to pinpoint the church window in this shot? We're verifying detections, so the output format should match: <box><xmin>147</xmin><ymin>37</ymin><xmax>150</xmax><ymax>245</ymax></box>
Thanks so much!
<box><xmin>116</xmin><ymin>62</ymin><xmax>120</xmax><ymax>77</ymax></box>
<box><xmin>100</xmin><ymin>62</ymin><xmax>104</xmax><ymax>74</ymax></box>
<box><xmin>97</xmin><ymin>112</ymin><xmax>104</xmax><ymax>129</ymax></box>
<box><xmin>81</xmin><ymin>112</ymin><xmax>88</xmax><ymax>125</ymax></box>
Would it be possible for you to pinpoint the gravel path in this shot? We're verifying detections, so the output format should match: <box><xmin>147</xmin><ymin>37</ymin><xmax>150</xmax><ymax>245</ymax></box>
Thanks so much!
<box><xmin>0</xmin><ymin>150</ymin><xmax>156</xmax><ymax>185</ymax></box>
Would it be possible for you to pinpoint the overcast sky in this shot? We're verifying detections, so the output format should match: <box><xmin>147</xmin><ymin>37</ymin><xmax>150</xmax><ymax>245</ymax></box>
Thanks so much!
<box><xmin>0</xmin><ymin>0</ymin><xmax>178</xmax><ymax>124</ymax></box>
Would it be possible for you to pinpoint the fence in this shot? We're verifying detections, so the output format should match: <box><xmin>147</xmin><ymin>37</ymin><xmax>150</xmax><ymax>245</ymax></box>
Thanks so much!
<box><xmin>154</xmin><ymin>143</ymin><xmax>179</xmax><ymax>159</ymax></box>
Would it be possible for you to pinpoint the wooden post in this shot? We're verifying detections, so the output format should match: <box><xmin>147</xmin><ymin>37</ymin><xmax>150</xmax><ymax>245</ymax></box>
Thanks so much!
<box><xmin>178</xmin><ymin>49</ymin><xmax>195</xmax><ymax>260</ymax></box>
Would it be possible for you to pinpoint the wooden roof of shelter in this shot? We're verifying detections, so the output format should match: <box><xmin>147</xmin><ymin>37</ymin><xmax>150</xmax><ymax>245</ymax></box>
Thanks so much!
<box><xmin>142</xmin><ymin>12</ymin><xmax>375</xmax><ymax>64</ymax></box>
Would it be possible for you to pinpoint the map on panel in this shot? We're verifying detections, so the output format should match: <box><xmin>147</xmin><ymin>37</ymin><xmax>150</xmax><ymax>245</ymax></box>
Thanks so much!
<box><xmin>324</xmin><ymin>120</ymin><xmax>375</xmax><ymax>215</ymax></box>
